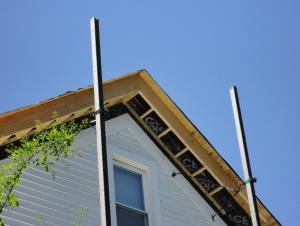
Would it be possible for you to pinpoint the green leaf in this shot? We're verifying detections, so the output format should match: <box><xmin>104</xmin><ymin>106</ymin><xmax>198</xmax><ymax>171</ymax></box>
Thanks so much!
<box><xmin>0</xmin><ymin>115</ymin><xmax>87</xmax><ymax>222</ymax></box>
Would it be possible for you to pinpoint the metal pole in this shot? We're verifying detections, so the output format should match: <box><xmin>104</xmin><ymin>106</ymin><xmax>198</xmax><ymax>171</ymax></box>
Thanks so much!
<box><xmin>90</xmin><ymin>17</ymin><xmax>111</xmax><ymax>226</ymax></box>
<box><xmin>230</xmin><ymin>86</ymin><xmax>261</xmax><ymax>226</ymax></box>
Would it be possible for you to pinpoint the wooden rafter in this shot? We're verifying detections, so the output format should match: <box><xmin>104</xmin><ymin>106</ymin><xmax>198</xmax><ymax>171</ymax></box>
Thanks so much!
<box><xmin>0</xmin><ymin>70</ymin><xmax>280</xmax><ymax>226</ymax></box>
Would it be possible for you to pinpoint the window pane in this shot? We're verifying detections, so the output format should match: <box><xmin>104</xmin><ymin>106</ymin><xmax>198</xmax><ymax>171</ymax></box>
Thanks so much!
<box><xmin>114</xmin><ymin>166</ymin><xmax>144</xmax><ymax>210</ymax></box>
<box><xmin>116</xmin><ymin>206</ymin><xmax>146</xmax><ymax>226</ymax></box>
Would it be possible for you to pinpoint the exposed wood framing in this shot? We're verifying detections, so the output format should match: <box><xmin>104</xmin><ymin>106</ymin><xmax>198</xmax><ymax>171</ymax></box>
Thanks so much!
<box><xmin>191</xmin><ymin>167</ymin><xmax>206</xmax><ymax>177</ymax></box>
<box><xmin>174</xmin><ymin>147</ymin><xmax>189</xmax><ymax>158</ymax></box>
<box><xmin>157</xmin><ymin>128</ymin><xmax>171</xmax><ymax>138</ymax></box>
<box><xmin>140</xmin><ymin>108</ymin><xmax>153</xmax><ymax>119</ymax></box>
<box><xmin>208</xmin><ymin>186</ymin><xmax>223</xmax><ymax>196</ymax></box>
<box><xmin>0</xmin><ymin>70</ymin><xmax>280</xmax><ymax>226</ymax></box>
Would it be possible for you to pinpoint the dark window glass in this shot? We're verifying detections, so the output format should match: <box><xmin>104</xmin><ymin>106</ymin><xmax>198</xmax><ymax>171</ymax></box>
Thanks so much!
<box><xmin>143</xmin><ymin>111</ymin><xmax>167</xmax><ymax>135</ymax></box>
<box><xmin>114</xmin><ymin>165</ymin><xmax>148</xmax><ymax>226</ymax></box>
<box><xmin>116</xmin><ymin>205</ymin><xmax>147</xmax><ymax>226</ymax></box>
<box><xmin>114</xmin><ymin>166</ymin><xmax>144</xmax><ymax>210</ymax></box>
<box><xmin>160</xmin><ymin>131</ymin><xmax>185</xmax><ymax>155</ymax></box>
<box><xmin>128</xmin><ymin>94</ymin><xmax>151</xmax><ymax>116</ymax></box>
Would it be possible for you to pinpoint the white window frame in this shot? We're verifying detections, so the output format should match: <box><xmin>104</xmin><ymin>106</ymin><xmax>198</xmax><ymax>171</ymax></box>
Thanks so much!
<box><xmin>113</xmin><ymin>160</ymin><xmax>148</xmax><ymax>225</ymax></box>
<box><xmin>104</xmin><ymin>114</ymin><xmax>227</xmax><ymax>226</ymax></box>
<box><xmin>107</xmin><ymin>144</ymin><xmax>162</xmax><ymax>226</ymax></box>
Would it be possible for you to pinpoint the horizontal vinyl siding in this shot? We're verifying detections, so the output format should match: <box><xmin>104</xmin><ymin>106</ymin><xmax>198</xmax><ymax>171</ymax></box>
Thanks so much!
<box><xmin>106</xmin><ymin>115</ymin><xmax>226</xmax><ymax>226</ymax></box>
<box><xmin>1</xmin><ymin>128</ymin><xmax>100</xmax><ymax>226</ymax></box>
<box><xmin>1</xmin><ymin>114</ymin><xmax>226</xmax><ymax>226</ymax></box>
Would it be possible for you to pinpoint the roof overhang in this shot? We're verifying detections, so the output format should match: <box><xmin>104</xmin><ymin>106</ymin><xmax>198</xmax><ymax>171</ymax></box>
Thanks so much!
<box><xmin>0</xmin><ymin>70</ymin><xmax>280</xmax><ymax>226</ymax></box>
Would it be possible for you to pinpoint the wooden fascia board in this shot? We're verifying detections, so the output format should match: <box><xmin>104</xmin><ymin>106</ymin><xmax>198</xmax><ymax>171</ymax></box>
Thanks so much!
<box><xmin>0</xmin><ymin>69</ymin><xmax>279</xmax><ymax>225</ymax></box>
<box><xmin>0</xmin><ymin>70</ymin><xmax>141</xmax><ymax>142</ymax></box>
<box><xmin>137</xmin><ymin>71</ymin><xmax>238</xmax><ymax>189</ymax></box>
<box><xmin>137</xmin><ymin>70</ymin><xmax>279</xmax><ymax>225</ymax></box>
<box><xmin>0</xmin><ymin>88</ymin><xmax>94</xmax><ymax>137</ymax></box>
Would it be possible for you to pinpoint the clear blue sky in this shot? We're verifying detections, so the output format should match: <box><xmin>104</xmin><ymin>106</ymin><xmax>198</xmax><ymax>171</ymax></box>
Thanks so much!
<box><xmin>1</xmin><ymin>1</ymin><xmax>299</xmax><ymax>225</ymax></box>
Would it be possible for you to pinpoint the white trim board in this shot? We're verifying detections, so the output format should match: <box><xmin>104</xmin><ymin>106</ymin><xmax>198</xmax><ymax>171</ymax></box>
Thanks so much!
<box><xmin>105</xmin><ymin>114</ymin><xmax>227</xmax><ymax>226</ymax></box>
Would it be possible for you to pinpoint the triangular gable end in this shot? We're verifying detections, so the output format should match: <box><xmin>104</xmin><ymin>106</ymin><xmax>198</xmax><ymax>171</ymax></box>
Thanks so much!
<box><xmin>0</xmin><ymin>70</ymin><xmax>280</xmax><ymax>226</ymax></box>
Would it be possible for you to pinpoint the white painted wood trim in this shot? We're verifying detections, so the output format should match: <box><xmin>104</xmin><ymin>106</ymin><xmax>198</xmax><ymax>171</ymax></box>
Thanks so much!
<box><xmin>107</xmin><ymin>143</ymin><xmax>162</xmax><ymax>226</ymax></box>
<box><xmin>105</xmin><ymin>114</ymin><xmax>226</xmax><ymax>226</ymax></box>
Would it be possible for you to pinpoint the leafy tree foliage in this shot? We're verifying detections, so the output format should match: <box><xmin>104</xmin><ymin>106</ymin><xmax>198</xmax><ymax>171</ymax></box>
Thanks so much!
<box><xmin>0</xmin><ymin>118</ymin><xmax>88</xmax><ymax>225</ymax></box>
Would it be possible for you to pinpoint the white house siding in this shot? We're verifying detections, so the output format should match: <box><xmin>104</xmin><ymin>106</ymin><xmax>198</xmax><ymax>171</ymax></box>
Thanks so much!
<box><xmin>1</xmin><ymin>128</ymin><xmax>101</xmax><ymax>226</ymax></box>
<box><xmin>1</xmin><ymin>113</ymin><xmax>226</xmax><ymax>226</ymax></box>
<box><xmin>105</xmin><ymin>114</ymin><xmax>226</xmax><ymax>226</ymax></box>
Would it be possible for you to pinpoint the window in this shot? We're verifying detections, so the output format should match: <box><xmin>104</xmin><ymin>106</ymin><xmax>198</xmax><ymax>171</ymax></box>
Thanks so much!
<box><xmin>113</xmin><ymin>165</ymin><xmax>148</xmax><ymax>226</ymax></box>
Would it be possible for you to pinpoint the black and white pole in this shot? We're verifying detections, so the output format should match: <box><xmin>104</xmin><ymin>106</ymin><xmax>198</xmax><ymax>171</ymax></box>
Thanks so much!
<box><xmin>230</xmin><ymin>86</ymin><xmax>261</xmax><ymax>226</ymax></box>
<box><xmin>90</xmin><ymin>17</ymin><xmax>111</xmax><ymax>226</ymax></box>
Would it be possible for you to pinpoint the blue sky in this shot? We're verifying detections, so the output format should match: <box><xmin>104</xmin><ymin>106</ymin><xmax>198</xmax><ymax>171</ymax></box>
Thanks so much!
<box><xmin>1</xmin><ymin>1</ymin><xmax>299</xmax><ymax>225</ymax></box>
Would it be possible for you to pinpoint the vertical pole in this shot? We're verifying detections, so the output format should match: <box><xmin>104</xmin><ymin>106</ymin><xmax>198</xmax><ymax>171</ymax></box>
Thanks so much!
<box><xmin>230</xmin><ymin>86</ymin><xmax>261</xmax><ymax>226</ymax></box>
<box><xmin>90</xmin><ymin>17</ymin><xmax>111</xmax><ymax>226</ymax></box>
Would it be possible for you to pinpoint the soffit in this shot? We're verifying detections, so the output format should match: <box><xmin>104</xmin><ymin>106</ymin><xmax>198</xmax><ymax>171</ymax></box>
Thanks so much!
<box><xmin>0</xmin><ymin>70</ymin><xmax>280</xmax><ymax>226</ymax></box>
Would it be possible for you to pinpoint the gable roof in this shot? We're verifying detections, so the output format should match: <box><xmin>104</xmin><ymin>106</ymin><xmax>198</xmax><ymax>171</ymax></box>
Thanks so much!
<box><xmin>0</xmin><ymin>70</ymin><xmax>280</xmax><ymax>226</ymax></box>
